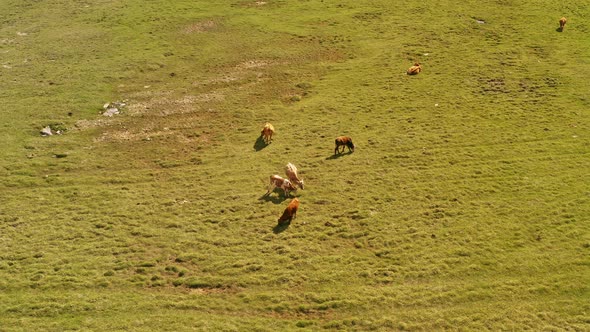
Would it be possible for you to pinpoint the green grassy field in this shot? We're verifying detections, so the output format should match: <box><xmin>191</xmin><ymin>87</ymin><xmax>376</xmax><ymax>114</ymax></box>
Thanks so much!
<box><xmin>1</xmin><ymin>0</ymin><xmax>589</xmax><ymax>330</ymax></box>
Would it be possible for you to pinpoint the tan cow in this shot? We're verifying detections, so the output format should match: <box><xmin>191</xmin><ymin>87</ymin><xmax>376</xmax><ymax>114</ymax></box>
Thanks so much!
<box><xmin>335</xmin><ymin>136</ymin><xmax>355</xmax><ymax>154</ymax></box>
<box><xmin>285</xmin><ymin>162</ymin><xmax>304</xmax><ymax>190</ymax></box>
<box><xmin>261</xmin><ymin>122</ymin><xmax>274</xmax><ymax>144</ymax></box>
<box><xmin>559</xmin><ymin>17</ymin><xmax>567</xmax><ymax>31</ymax></box>
<box><xmin>407</xmin><ymin>62</ymin><xmax>422</xmax><ymax>75</ymax></box>
<box><xmin>278</xmin><ymin>198</ymin><xmax>300</xmax><ymax>225</ymax></box>
<box><xmin>266</xmin><ymin>175</ymin><xmax>297</xmax><ymax>197</ymax></box>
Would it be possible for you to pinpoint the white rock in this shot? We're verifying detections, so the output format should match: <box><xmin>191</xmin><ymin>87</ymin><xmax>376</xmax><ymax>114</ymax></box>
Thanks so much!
<box><xmin>40</xmin><ymin>126</ymin><xmax>53</xmax><ymax>136</ymax></box>
<box><xmin>103</xmin><ymin>108</ymin><xmax>120</xmax><ymax>117</ymax></box>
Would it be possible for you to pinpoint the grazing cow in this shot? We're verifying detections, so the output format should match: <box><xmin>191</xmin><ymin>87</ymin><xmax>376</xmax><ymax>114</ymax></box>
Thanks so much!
<box><xmin>559</xmin><ymin>17</ymin><xmax>567</xmax><ymax>31</ymax></box>
<box><xmin>266</xmin><ymin>175</ymin><xmax>297</xmax><ymax>197</ymax></box>
<box><xmin>285</xmin><ymin>162</ymin><xmax>304</xmax><ymax>190</ymax></box>
<box><xmin>334</xmin><ymin>136</ymin><xmax>355</xmax><ymax>154</ymax></box>
<box><xmin>278</xmin><ymin>198</ymin><xmax>300</xmax><ymax>225</ymax></box>
<box><xmin>407</xmin><ymin>62</ymin><xmax>422</xmax><ymax>75</ymax></box>
<box><xmin>261</xmin><ymin>122</ymin><xmax>274</xmax><ymax>144</ymax></box>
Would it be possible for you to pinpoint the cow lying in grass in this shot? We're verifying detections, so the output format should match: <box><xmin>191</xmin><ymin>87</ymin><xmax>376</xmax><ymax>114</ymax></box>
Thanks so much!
<box><xmin>266</xmin><ymin>175</ymin><xmax>297</xmax><ymax>197</ymax></box>
<box><xmin>278</xmin><ymin>198</ymin><xmax>300</xmax><ymax>225</ymax></box>
<box><xmin>407</xmin><ymin>62</ymin><xmax>422</xmax><ymax>75</ymax></box>
<box><xmin>261</xmin><ymin>122</ymin><xmax>274</xmax><ymax>144</ymax></box>
<box><xmin>559</xmin><ymin>17</ymin><xmax>567</xmax><ymax>31</ymax></box>
<box><xmin>285</xmin><ymin>162</ymin><xmax>304</xmax><ymax>190</ymax></box>
<box><xmin>334</xmin><ymin>136</ymin><xmax>355</xmax><ymax>154</ymax></box>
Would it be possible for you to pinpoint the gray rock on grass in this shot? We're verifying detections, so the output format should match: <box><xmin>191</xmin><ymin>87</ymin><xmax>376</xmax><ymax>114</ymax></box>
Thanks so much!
<box><xmin>102</xmin><ymin>101</ymin><xmax>126</xmax><ymax>117</ymax></box>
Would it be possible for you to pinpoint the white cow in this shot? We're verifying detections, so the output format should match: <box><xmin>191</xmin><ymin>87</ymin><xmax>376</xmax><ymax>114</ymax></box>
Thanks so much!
<box><xmin>285</xmin><ymin>163</ymin><xmax>304</xmax><ymax>190</ymax></box>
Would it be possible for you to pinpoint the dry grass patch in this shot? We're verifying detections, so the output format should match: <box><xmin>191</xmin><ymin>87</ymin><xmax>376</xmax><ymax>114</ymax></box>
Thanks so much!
<box><xmin>235</xmin><ymin>59</ymin><xmax>274</xmax><ymax>70</ymax></box>
<box><xmin>181</xmin><ymin>20</ymin><xmax>219</xmax><ymax>34</ymax></box>
<box><xmin>125</xmin><ymin>92</ymin><xmax>225</xmax><ymax>117</ymax></box>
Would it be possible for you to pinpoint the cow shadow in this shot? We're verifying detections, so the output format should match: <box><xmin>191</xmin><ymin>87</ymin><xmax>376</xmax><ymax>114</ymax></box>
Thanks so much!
<box><xmin>259</xmin><ymin>193</ymin><xmax>289</xmax><ymax>204</ymax></box>
<box><xmin>254</xmin><ymin>136</ymin><xmax>269</xmax><ymax>151</ymax></box>
<box><xmin>325</xmin><ymin>151</ymin><xmax>353</xmax><ymax>160</ymax></box>
<box><xmin>273</xmin><ymin>221</ymin><xmax>290</xmax><ymax>234</ymax></box>
<box><xmin>556</xmin><ymin>27</ymin><xmax>563</xmax><ymax>32</ymax></box>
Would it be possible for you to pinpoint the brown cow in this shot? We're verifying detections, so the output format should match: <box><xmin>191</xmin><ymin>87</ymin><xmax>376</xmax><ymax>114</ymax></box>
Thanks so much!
<box><xmin>335</xmin><ymin>136</ymin><xmax>355</xmax><ymax>154</ymax></box>
<box><xmin>407</xmin><ymin>62</ymin><xmax>422</xmax><ymax>75</ymax></box>
<box><xmin>559</xmin><ymin>17</ymin><xmax>567</xmax><ymax>31</ymax></box>
<box><xmin>278</xmin><ymin>198</ymin><xmax>300</xmax><ymax>225</ymax></box>
<box><xmin>285</xmin><ymin>162</ymin><xmax>304</xmax><ymax>190</ymax></box>
<box><xmin>261</xmin><ymin>122</ymin><xmax>274</xmax><ymax>144</ymax></box>
<box><xmin>266</xmin><ymin>175</ymin><xmax>297</xmax><ymax>197</ymax></box>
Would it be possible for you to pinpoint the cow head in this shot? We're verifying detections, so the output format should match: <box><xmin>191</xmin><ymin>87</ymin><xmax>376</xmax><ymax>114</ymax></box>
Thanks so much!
<box><xmin>347</xmin><ymin>141</ymin><xmax>355</xmax><ymax>152</ymax></box>
<box><xmin>297</xmin><ymin>179</ymin><xmax>304</xmax><ymax>190</ymax></box>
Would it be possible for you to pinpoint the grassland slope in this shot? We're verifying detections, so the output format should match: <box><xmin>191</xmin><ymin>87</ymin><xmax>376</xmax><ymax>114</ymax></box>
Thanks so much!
<box><xmin>0</xmin><ymin>0</ymin><xmax>588</xmax><ymax>331</ymax></box>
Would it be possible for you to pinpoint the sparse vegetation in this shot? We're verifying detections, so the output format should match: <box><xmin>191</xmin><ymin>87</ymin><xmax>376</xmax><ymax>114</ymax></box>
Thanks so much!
<box><xmin>1</xmin><ymin>0</ymin><xmax>589</xmax><ymax>331</ymax></box>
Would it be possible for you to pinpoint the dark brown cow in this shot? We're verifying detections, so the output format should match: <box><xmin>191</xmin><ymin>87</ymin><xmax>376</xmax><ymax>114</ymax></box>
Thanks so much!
<box><xmin>285</xmin><ymin>162</ymin><xmax>304</xmax><ymax>190</ymax></box>
<box><xmin>559</xmin><ymin>17</ymin><xmax>567</xmax><ymax>31</ymax></box>
<box><xmin>407</xmin><ymin>62</ymin><xmax>422</xmax><ymax>75</ymax></box>
<box><xmin>334</xmin><ymin>136</ymin><xmax>355</xmax><ymax>154</ymax></box>
<box><xmin>278</xmin><ymin>198</ymin><xmax>300</xmax><ymax>225</ymax></box>
<box><xmin>266</xmin><ymin>175</ymin><xmax>297</xmax><ymax>197</ymax></box>
<box><xmin>261</xmin><ymin>122</ymin><xmax>274</xmax><ymax>144</ymax></box>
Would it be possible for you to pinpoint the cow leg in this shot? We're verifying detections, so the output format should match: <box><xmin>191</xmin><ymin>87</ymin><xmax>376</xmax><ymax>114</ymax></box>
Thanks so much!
<box><xmin>266</xmin><ymin>182</ymin><xmax>276</xmax><ymax>196</ymax></box>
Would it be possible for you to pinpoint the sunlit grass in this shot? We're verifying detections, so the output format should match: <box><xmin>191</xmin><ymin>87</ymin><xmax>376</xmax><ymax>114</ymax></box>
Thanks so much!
<box><xmin>0</xmin><ymin>0</ymin><xmax>588</xmax><ymax>330</ymax></box>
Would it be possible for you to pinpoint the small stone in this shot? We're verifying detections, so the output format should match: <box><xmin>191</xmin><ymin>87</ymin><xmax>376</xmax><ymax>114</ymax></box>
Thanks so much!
<box><xmin>40</xmin><ymin>126</ymin><xmax>52</xmax><ymax>136</ymax></box>
<box><xmin>103</xmin><ymin>108</ymin><xmax>120</xmax><ymax>117</ymax></box>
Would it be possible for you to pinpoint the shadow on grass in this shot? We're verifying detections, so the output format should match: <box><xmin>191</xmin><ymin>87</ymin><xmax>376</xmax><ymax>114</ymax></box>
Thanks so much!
<box><xmin>325</xmin><ymin>151</ymin><xmax>354</xmax><ymax>160</ymax></box>
<box><xmin>259</xmin><ymin>193</ymin><xmax>289</xmax><ymax>204</ymax></box>
<box><xmin>556</xmin><ymin>27</ymin><xmax>564</xmax><ymax>32</ymax></box>
<box><xmin>253</xmin><ymin>136</ymin><xmax>269</xmax><ymax>151</ymax></box>
<box><xmin>273</xmin><ymin>221</ymin><xmax>290</xmax><ymax>234</ymax></box>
